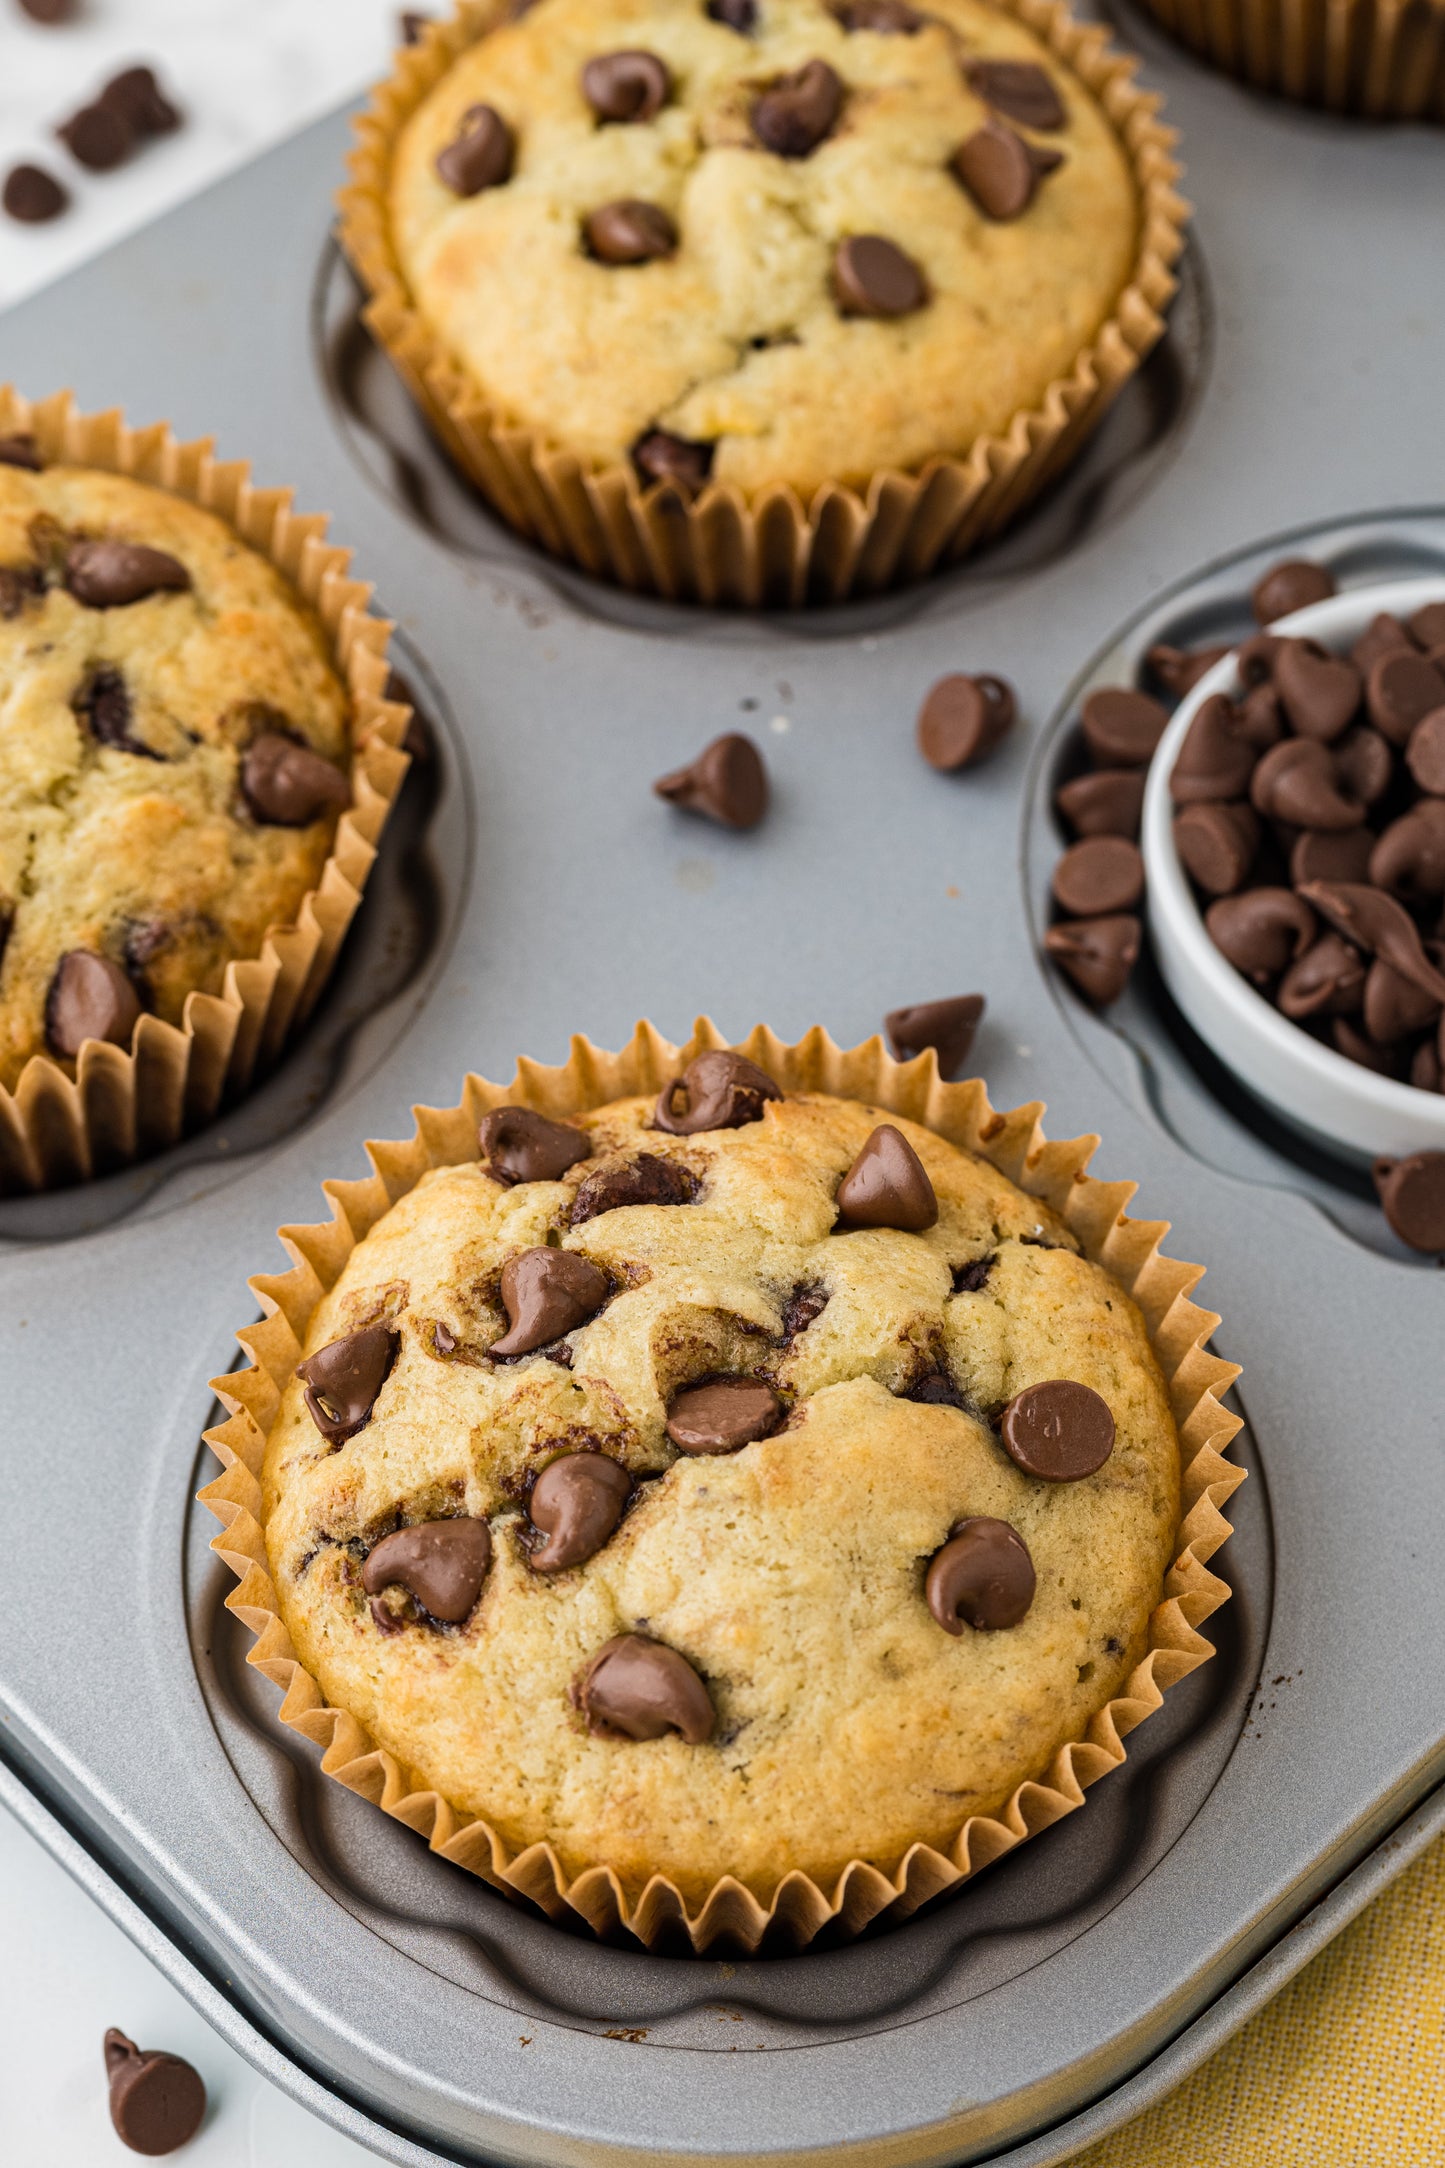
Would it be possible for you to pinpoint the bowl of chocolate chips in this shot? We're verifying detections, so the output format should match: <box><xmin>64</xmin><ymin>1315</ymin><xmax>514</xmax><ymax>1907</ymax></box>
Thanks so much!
<box><xmin>1142</xmin><ymin>577</ymin><xmax>1445</xmax><ymax>1169</ymax></box>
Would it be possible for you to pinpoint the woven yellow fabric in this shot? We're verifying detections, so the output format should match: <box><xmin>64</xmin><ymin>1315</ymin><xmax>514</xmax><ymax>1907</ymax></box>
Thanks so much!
<box><xmin>1070</xmin><ymin>1833</ymin><xmax>1445</xmax><ymax>2166</ymax></box>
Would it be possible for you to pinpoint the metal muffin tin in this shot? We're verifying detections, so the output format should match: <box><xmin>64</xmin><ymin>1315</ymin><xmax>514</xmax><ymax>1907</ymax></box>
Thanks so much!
<box><xmin>2</xmin><ymin>10</ymin><xmax>1444</xmax><ymax>2161</ymax></box>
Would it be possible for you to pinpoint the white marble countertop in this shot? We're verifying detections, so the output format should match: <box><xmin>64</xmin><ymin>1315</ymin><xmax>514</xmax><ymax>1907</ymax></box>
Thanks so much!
<box><xmin>2</xmin><ymin>14</ymin><xmax>412</xmax><ymax>2156</ymax></box>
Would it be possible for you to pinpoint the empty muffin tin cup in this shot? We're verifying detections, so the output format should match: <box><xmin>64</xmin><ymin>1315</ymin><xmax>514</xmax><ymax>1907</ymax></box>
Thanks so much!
<box><xmin>1141</xmin><ymin>576</ymin><xmax>1445</xmax><ymax>1171</ymax></box>
<box><xmin>202</xmin><ymin>1020</ymin><xmax>1243</xmax><ymax>1957</ymax></box>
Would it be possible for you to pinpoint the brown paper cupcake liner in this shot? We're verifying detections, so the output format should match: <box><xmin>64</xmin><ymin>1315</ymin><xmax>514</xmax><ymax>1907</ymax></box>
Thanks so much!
<box><xmin>338</xmin><ymin>1</ymin><xmax>1189</xmax><ymax>608</ymax></box>
<box><xmin>1135</xmin><ymin>0</ymin><xmax>1444</xmax><ymax>116</ymax></box>
<box><xmin>201</xmin><ymin>1021</ymin><xmax>1244</xmax><ymax>1957</ymax></box>
<box><xmin>0</xmin><ymin>388</ymin><xmax>412</xmax><ymax>1196</ymax></box>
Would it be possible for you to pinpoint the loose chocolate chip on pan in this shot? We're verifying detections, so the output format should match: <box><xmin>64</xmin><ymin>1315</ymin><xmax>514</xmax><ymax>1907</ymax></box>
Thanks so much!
<box><xmin>296</xmin><ymin>1323</ymin><xmax>399</xmax><ymax>1444</ymax></box>
<box><xmin>1289</xmin><ymin>825</ymin><xmax>1377</xmax><ymax>892</ymax></box>
<box><xmin>104</xmin><ymin>2030</ymin><xmax>206</xmax><ymax>2158</ymax></box>
<box><xmin>1080</xmin><ymin>686</ymin><xmax>1170</xmax><ymax>770</ymax></box>
<box><xmin>3</xmin><ymin>162</ymin><xmax>68</xmax><ymax>222</ymax></box>
<box><xmin>1272</xmin><ymin>639</ymin><xmax>1361</xmax><ymax>743</ymax></box>
<box><xmin>666</xmin><ymin>1377</ymin><xmax>783</xmax><ymax>1454</ymax></box>
<box><xmin>570</xmin><ymin>1152</ymin><xmax>697</xmax><ymax>1223</ymax></box>
<box><xmin>1205</xmin><ymin>888</ymin><xmax>1316</xmax><ymax>986</ymax></box>
<box><xmin>492</xmin><ymin>1247</ymin><xmax>610</xmax><ymax>1356</ymax></box>
<box><xmin>1250</xmin><ymin>558</ymin><xmax>1335</xmax><ymax>626</ymax></box>
<box><xmin>1363</xmin><ymin>957</ymin><xmax>1440</xmax><ymax>1045</ymax></box>
<box><xmin>654</xmin><ymin>730</ymin><xmax>767</xmax><ymax>827</ymax></box>
<box><xmin>926</xmin><ymin>1516</ymin><xmax>1035</xmax><ymax>1632</ymax></box>
<box><xmin>102</xmin><ymin>66</ymin><xmax>182</xmax><ymax>137</ymax></box>
<box><xmin>833</xmin><ymin>234</ymin><xmax>927</xmax><ymax>317</ymax></box>
<box><xmin>66</xmin><ymin>538</ymin><xmax>189</xmax><ymax>607</ymax></box>
<box><xmin>752</xmin><ymin>60</ymin><xmax>843</xmax><ymax>156</ymax></box>
<box><xmin>707</xmin><ymin>0</ymin><xmax>757</xmax><ymax>27</ymax></box>
<box><xmin>74</xmin><ymin>666</ymin><xmax>160</xmax><ymax>759</ymax></box>
<box><xmin>529</xmin><ymin>1453</ymin><xmax>633</xmax><ymax>1572</ymax></box>
<box><xmin>1000</xmin><ymin>1379</ymin><xmax>1114</xmax><ymax>1481</ymax></box>
<box><xmin>363</xmin><ymin>1517</ymin><xmax>492</xmax><ymax>1622</ymax></box>
<box><xmin>633</xmin><ymin>428</ymin><xmax>714</xmax><ymax>490</ymax></box>
<box><xmin>1368</xmin><ymin>650</ymin><xmax>1445</xmax><ymax>747</ymax></box>
<box><xmin>884</xmin><ymin>994</ymin><xmax>985</xmax><ymax>1077</ymax></box>
<box><xmin>952</xmin><ymin>121</ymin><xmax>1047</xmax><ymax>220</ymax></box>
<box><xmin>1144</xmin><ymin>643</ymin><xmax>1232</xmax><ymax>700</ymax></box>
<box><xmin>1055</xmin><ymin>768</ymin><xmax>1146</xmax><ymax>841</ymax></box>
<box><xmin>1373</xmin><ymin>1151</ymin><xmax>1445</xmax><ymax>1252</ymax></box>
<box><xmin>835</xmin><ymin>1123</ymin><xmax>938</xmax><ymax>1231</ymax></box>
<box><xmin>583</xmin><ymin>50</ymin><xmax>671</xmax><ymax>121</ymax></box>
<box><xmin>241</xmin><ymin>732</ymin><xmax>349</xmax><ymax>827</ymax></box>
<box><xmin>1249</xmin><ymin>739</ymin><xmax>1362</xmax><ymax>831</ymax></box>
<box><xmin>0</xmin><ymin>431</ymin><xmax>44</xmax><ymax>470</ymax></box>
<box><xmin>1051</xmin><ymin>834</ymin><xmax>1144</xmax><ymax>917</ymax></box>
<box><xmin>479</xmin><ymin>1105</ymin><xmax>590</xmax><ymax>1184</ymax></box>
<box><xmin>45</xmin><ymin>951</ymin><xmax>142</xmax><ymax>1059</ymax></box>
<box><xmin>1173</xmin><ymin>802</ymin><xmax>1259</xmax><ymax>897</ymax></box>
<box><xmin>1277</xmin><ymin>933</ymin><xmax>1367</xmax><ymax>1021</ymax></box>
<box><xmin>574</xmin><ymin>1633</ymin><xmax>714</xmax><ymax>1742</ymax></box>
<box><xmin>965</xmin><ymin>57</ymin><xmax>1065</xmax><ymax>128</ymax></box>
<box><xmin>916</xmin><ymin>672</ymin><xmax>1016</xmax><ymax>771</ymax></box>
<box><xmin>1042</xmin><ymin>914</ymin><xmax>1140</xmax><ymax>1006</ymax></box>
<box><xmin>1370</xmin><ymin>802</ymin><xmax>1445</xmax><ymax>900</ymax></box>
<box><xmin>58</xmin><ymin>101</ymin><xmax>133</xmax><ymax>171</ymax></box>
<box><xmin>436</xmin><ymin>104</ymin><xmax>514</xmax><ymax>194</ymax></box>
<box><xmin>1406</xmin><ymin>707</ymin><xmax>1445</xmax><ymax>797</ymax></box>
<box><xmin>1300</xmin><ymin>881</ymin><xmax>1445</xmax><ymax>1004</ymax></box>
<box><xmin>655</xmin><ymin>1048</ymin><xmax>780</xmax><ymax>1132</ymax></box>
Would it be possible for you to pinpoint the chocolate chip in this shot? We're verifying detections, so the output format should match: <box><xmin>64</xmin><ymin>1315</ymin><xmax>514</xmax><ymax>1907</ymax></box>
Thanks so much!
<box><xmin>1363</xmin><ymin>956</ymin><xmax>1440</xmax><ymax>1045</ymax></box>
<box><xmin>58</xmin><ymin>102</ymin><xmax>133</xmax><ymax>172</ymax></box>
<box><xmin>1277</xmin><ymin>933</ymin><xmax>1367</xmax><ymax>1021</ymax></box>
<box><xmin>951</xmin><ymin>1254</ymin><xmax>994</xmax><ymax>1293</ymax></box>
<box><xmin>1144</xmin><ymin>642</ymin><xmax>1232</xmax><ymax>700</ymax></box>
<box><xmin>1408</xmin><ymin>603</ymin><xmax>1445</xmax><ymax>651</ymax></box>
<box><xmin>296</xmin><ymin>1324</ymin><xmax>399</xmax><ymax>1444</ymax></box>
<box><xmin>573</xmin><ymin>1633</ymin><xmax>714</xmax><ymax>1742</ymax></box>
<box><xmin>1081</xmin><ymin>686</ymin><xmax>1170</xmax><ymax>770</ymax></box>
<box><xmin>1372</xmin><ymin>1150</ymin><xmax>1445</xmax><ymax>1252</ymax></box>
<box><xmin>1334</xmin><ymin>723</ymin><xmax>1394</xmax><ymax>808</ymax></box>
<box><xmin>479</xmin><ymin>1105</ymin><xmax>590</xmax><ymax>1183</ymax></box>
<box><xmin>1370</xmin><ymin>802</ymin><xmax>1445</xmax><ymax>900</ymax></box>
<box><xmin>926</xmin><ymin>1516</ymin><xmax>1035</xmax><ymax>1632</ymax></box>
<box><xmin>1054</xmin><ymin>768</ymin><xmax>1145</xmax><ymax>842</ymax></box>
<box><xmin>952</xmin><ymin>121</ymin><xmax>1053</xmax><ymax>220</ymax></box>
<box><xmin>240</xmin><ymin>732</ymin><xmax>350</xmax><ymax>825</ymax></box>
<box><xmin>0</xmin><ymin>432</ymin><xmax>43</xmax><ymax>470</ymax></box>
<box><xmin>752</xmin><ymin>60</ymin><xmax>843</xmax><ymax>157</ymax></box>
<box><xmin>780</xmin><ymin>1281</ymin><xmax>829</xmax><ymax>1342</ymax></box>
<box><xmin>102</xmin><ymin>67</ymin><xmax>182</xmax><ymax>137</ymax></box>
<box><xmin>3</xmin><ymin>163</ymin><xmax>68</xmax><ymax>222</ymax></box>
<box><xmin>1352</xmin><ymin>613</ymin><xmax>1416</xmax><ymax>675</ymax></box>
<box><xmin>833</xmin><ymin>234</ymin><xmax>927</xmax><ymax>317</ymax></box>
<box><xmin>585</xmin><ymin>197</ymin><xmax>677</xmax><ymax>262</ymax></box>
<box><xmin>999</xmin><ymin>1379</ymin><xmax>1114</xmax><ymax>1482</ymax></box>
<box><xmin>20</xmin><ymin>0</ymin><xmax>80</xmax><ymax>19</ymax></box>
<box><xmin>1301</xmin><ymin>880</ymin><xmax>1445</xmax><ymax>1005</ymax></box>
<box><xmin>44</xmin><ymin>950</ymin><xmax>141</xmax><ymax>1060</ymax></box>
<box><xmin>1273</xmin><ymin>639</ymin><xmax>1361</xmax><ymax>743</ymax></box>
<box><xmin>1368</xmin><ymin>651</ymin><xmax>1445</xmax><ymax>748</ymax></box>
<box><xmin>707</xmin><ymin>0</ymin><xmax>756</xmax><ymax>27</ymax></box>
<box><xmin>363</xmin><ymin>1517</ymin><xmax>492</xmax><ymax>1624</ymax></box>
<box><xmin>1042</xmin><ymin>913</ymin><xmax>1140</xmax><ymax>1005</ymax></box>
<box><xmin>1250</xmin><ymin>558</ymin><xmax>1335</xmax><ymax>626</ymax></box>
<box><xmin>632</xmin><ymin>428</ymin><xmax>714</xmax><ymax>490</ymax></box>
<box><xmin>839</xmin><ymin>0</ymin><xmax>926</xmax><ymax>25</ymax></box>
<box><xmin>1236</xmin><ymin>632</ymin><xmax>1282</xmax><ymax>688</ymax></box>
<box><xmin>884</xmin><ymin>994</ymin><xmax>985</xmax><ymax>1077</ymax></box>
<box><xmin>1205</xmin><ymin>888</ymin><xmax>1316</xmax><ymax>986</ymax></box>
<box><xmin>1173</xmin><ymin>802</ymin><xmax>1259</xmax><ymax>896</ymax></box>
<box><xmin>654</xmin><ymin>730</ymin><xmax>767</xmax><ymax>827</ymax></box>
<box><xmin>1052</xmin><ymin>835</ymin><xmax>1144</xmax><ymax>917</ymax></box>
<box><xmin>1412</xmin><ymin>1038</ymin><xmax>1442</xmax><ymax>1093</ymax></box>
<box><xmin>1332</xmin><ymin>1015</ymin><xmax>1402</xmax><ymax>1076</ymax></box>
<box><xmin>1250</xmin><ymin>739</ymin><xmax>1363</xmax><ymax>831</ymax></box>
<box><xmin>570</xmin><ymin>1152</ymin><xmax>697</xmax><ymax>1223</ymax></box>
<box><xmin>0</xmin><ymin>566</ymin><xmax>41</xmax><ymax>620</ymax></box>
<box><xmin>835</xmin><ymin>1123</ymin><xmax>938</xmax><ymax>1231</ymax></box>
<box><xmin>1235</xmin><ymin>683</ymin><xmax>1285</xmax><ymax>752</ymax></box>
<box><xmin>666</xmin><ymin>1377</ymin><xmax>782</xmax><ymax>1454</ymax></box>
<box><xmin>528</xmin><ymin>1453</ymin><xmax>633</xmax><ymax>1572</ymax></box>
<box><xmin>492</xmin><ymin>1247</ymin><xmax>609</xmax><ymax>1357</ymax></box>
<box><xmin>916</xmin><ymin>672</ymin><xmax>1016</xmax><ymax>771</ymax></box>
<box><xmin>905</xmin><ymin>1370</ymin><xmax>968</xmax><ymax>1410</ymax></box>
<box><xmin>654</xmin><ymin>1048</ymin><xmax>780</xmax><ymax>1133</ymax></box>
<box><xmin>104</xmin><ymin>2031</ymin><xmax>206</xmax><ymax>2158</ymax></box>
<box><xmin>1406</xmin><ymin>707</ymin><xmax>1445</xmax><ymax>797</ymax></box>
<box><xmin>401</xmin><ymin>11</ymin><xmax>433</xmax><ymax>41</ymax></box>
<box><xmin>436</xmin><ymin>105</ymin><xmax>514</xmax><ymax>194</ymax></box>
<box><xmin>66</xmin><ymin>539</ymin><xmax>189</xmax><ymax>608</ymax></box>
<box><xmin>73</xmin><ymin>666</ymin><xmax>161</xmax><ymax>759</ymax></box>
<box><xmin>583</xmin><ymin>50</ymin><xmax>671</xmax><ymax>121</ymax></box>
<box><xmin>1290</xmin><ymin>826</ymin><xmax>1375</xmax><ymax>889</ymax></box>
<box><xmin>965</xmin><ymin>57</ymin><xmax>1065</xmax><ymax>128</ymax></box>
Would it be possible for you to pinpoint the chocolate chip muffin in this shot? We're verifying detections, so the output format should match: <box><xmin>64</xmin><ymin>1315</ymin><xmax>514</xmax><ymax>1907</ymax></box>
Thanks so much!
<box><xmin>0</xmin><ymin>453</ymin><xmax>352</xmax><ymax>1090</ymax></box>
<box><xmin>261</xmin><ymin>1054</ymin><xmax>1183</xmax><ymax>1906</ymax></box>
<box><xmin>384</xmin><ymin>0</ymin><xmax>1143</xmax><ymax>499</ymax></box>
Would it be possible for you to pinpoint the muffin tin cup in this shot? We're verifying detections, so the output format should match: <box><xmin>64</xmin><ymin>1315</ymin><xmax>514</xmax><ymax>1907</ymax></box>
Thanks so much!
<box><xmin>337</xmin><ymin>0</ymin><xmax>1190</xmax><ymax>608</ymax></box>
<box><xmin>200</xmin><ymin>1019</ymin><xmax>1244</xmax><ymax>1958</ymax></box>
<box><xmin>0</xmin><ymin>388</ymin><xmax>413</xmax><ymax>1196</ymax></box>
<box><xmin>1133</xmin><ymin>0</ymin><xmax>1445</xmax><ymax>117</ymax></box>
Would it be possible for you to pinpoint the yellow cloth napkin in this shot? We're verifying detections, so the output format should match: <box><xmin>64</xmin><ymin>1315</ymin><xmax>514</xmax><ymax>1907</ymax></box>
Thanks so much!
<box><xmin>1070</xmin><ymin>1832</ymin><xmax>1445</xmax><ymax>2166</ymax></box>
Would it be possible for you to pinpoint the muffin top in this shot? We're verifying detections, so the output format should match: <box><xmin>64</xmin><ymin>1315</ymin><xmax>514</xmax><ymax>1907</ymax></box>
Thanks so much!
<box><xmin>388</xmin><ymin>0</ymin><xmax>1140</xmax><ymax>498</ymax></box>
<box><xmin>0</xmin><ymin>452</ymin><xmax>351</xmax><ymax>1091</ymax></box>
<box><xmin>263</xmin><ymin>1063</ymin><xmax>1181</xmax><ymax>1904</ymax></box>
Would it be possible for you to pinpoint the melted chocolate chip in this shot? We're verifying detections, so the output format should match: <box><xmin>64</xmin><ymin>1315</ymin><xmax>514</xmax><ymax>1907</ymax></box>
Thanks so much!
<box><xmin>45</xmin><ymin>951</ymin><xmax>142</xmax><ymax>1059</ymax></box>
<box><xmin>436</xmin><ymin>104</ymin><xmax>514</xmax><ymax>194</ymax></box>
<box><xmin>905</xmin><ymin>1370</ymin><xmax>969</xmax><ymax>1410</ymax></box>
<box><xmin>655</xmin><ymin>1048</ymin><xmax>780</xmax><ymax>1133</ymax></box>
<box><xmin>528</xmin><ymin>1453</ymin><xmax>633</xmax><ymax>1572</ymax></box>
<box><xmin>241</xmin><ymin>732</ymin><xmax>350</xmax><ymax>825</ymax></box>
<box><xmin>0</xmin><ymin>566</ymin><xmax>42</xmax><ymax>620</ymax></box>
<box><xmin>492</xmin><ymin>1247</ymin><xmax>609</xmax><ymax>1357</ymax></box>
<box><xmin>0</xmin><ymin>432</ymin><xmax>43</xmax><ymax>471</ymax></box>
<box><xmin>104</xmin><ymin>2030</ymin><xmax>206</xmax><ymax>2157</ymax></box>
<box><xmin>586</xmin><ymin>198</ymin><xmax>677</xmax><ymax>263</ymax></box>
<box><xmin>707</xmin><ymin>0</ymin><xmax>756</xmax><ymax>27</ymax></box>
<box><xmin>833</xmin><ymin>235</ymin><xmax>927</xmax><ymax>317</ymax></box>
<box><xmin>478</xmin><ymin>1105</ymin><xmax>590</xmax><ymax>1184</ymax></box>
<box><xmin>570</xmin><ymin>1152</ymin><xmax>697</xmax><ymax>1223</ymax></box>
<box><xmin>779</xmin><ymin>1281</ymin><xmax>829</xmax><ymax>1343</ymax></box>
<box><xmin>653</xmin><ymin>731</ymin><xmax>767</xmax><ymax>827</ymax></box>
<box><xmin>926</xmin><ymin>1516</ymin><xmax>1035</xmax><ymax>1632</ymax></box>
<box><xmin>752</xmin><ymin>60</ymin><xmax>843</xmax><ymax>157</ymax></box>
<box><xmin>666</xmin><ymin>1377</ymin><xmax>782</xmax><ymax>1454</ymax></box>
<box><xmin>951</xmin><ymin>1253</ymin><xmax>994</xmax><ymax>1293</ymax></box>
<box><xmin>1000</xmin><ymin>1379</ymin><xmax>1114</xmax><ymax>1481</ymax></box>
<box><xmin>916</xmin><ymin>673</ymin><xmax>1016</xmax><ymax>770</ymax></box>
<box><xmin>4</xmin><ymin>163</ymin><xmax>68</xmax><ymax>222</ymax></box>
<box><xmin>66</xmin><ymin>539</ymin><xmax>190</xmax><ymax>608</ymax></box>
<box><xmin>74</xmin><ymin>666</ymin><xmax>161</xmax><ymax>759</ymax></box>
<box><xmin>884</xmin><ymin>993</ymin><xmax>984</xmax><ymax>1077</ymax></box>
<box><xmin>297</xmin><ymin>1324</ymin><xmax>399</xmax><ymax>1444</ymax></box>
<box><xmin>1080</xmin><ymin>686</ymin><xmax>1170</xmax><ymax>769</ymax></box>
<box><xmin>1373</xmin><ymin>1150</ymin><xmax>1445</xmax><ymax>1252</ymax></box>
<box><xmin>1051</xmin><ymin>835</ymin><xmax>1145</xmax><ymax>917</ymax></box>
<box><xmin>1251</xmin><ymin>557</ymin><xmax>1335</xmax><ymax>625</ymax></box>
<box><xmin>582</xmin><ymin>50</ymin><xmax>671</xmax><ymax>121</ymax></box>
<box><xmin>966</xmin><ymin>57</ymin><xmax>1065</xmax><ymax>128</ymax></box>
<box><xmin>1043</xmin><ymin>913</ymin><xmax>1140</xmax><ymax>1005</ymax></box>
<box><xmin>363</xmin><ymin>1517</ymin><xmax>492</xmax><ymax>1622</ymax></box>
<box><xmin>573</xmin><ymin>1633</ymin><xmax>714</xmax><ymax>1742</ymax></box>
<box><xmin>835</xmin><ymin>1123</ymin><xmax>938</xmax><ymax>1232</ymax></box>
<box><xmin>1054</xmin><ymin>768</ymin><xmax>1146</xmax><ymax>842</ymax></box>
<box><xmin>632</xmin><ymin>429</ymin><xmax>715</xmax><ymax>490</ymax></box>
<box><xmin>1205</xmin><ymin>887</ymin><xmax>1316</xmax><ymax>986</ymax></box>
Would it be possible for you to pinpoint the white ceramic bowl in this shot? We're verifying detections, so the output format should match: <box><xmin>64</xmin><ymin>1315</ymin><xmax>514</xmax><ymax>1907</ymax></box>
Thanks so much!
<box><xmin>1141</xmin><ymin>576</ymin><xmax>1445</xmax><ymax>1169</ymax></box>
